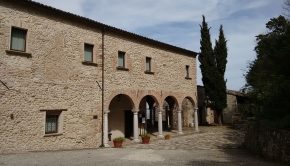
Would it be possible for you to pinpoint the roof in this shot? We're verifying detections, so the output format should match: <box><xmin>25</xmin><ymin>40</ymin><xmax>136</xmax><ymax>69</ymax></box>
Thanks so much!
<box><xmin>226</xmin><ymin>90</ymin><xmax>246</xmax><ymax>97</ymax></box>
<box><xmin>197</xmin><ymin>85</ymin><xmax>246</xmax><ymax>97</ymax></box>
<box><xmin>2</xmin><ymin>0</ymin><xmax>197</xmax><ymax>57</ymax></box>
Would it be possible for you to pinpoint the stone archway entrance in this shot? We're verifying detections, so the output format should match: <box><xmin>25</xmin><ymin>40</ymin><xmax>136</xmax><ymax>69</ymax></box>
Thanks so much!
<box><xmin>138</xmin><ymin>95</ymin><xmax>159</xmax><ymax>134</ymax></box>
<box><xmin>181</xmin><ymin>97</ymin><xmax>195</xmax><ymax>127</ymax></box>
<box><xmin>181</xmin><ymin>96</ymin><xmax>198</xmax><ymax>131</ymax></box>
<box><xmin>163</xmin><ymin>96</ymin><xmax>179</xmax><ymax>131</ymax></box>
<box><xmin>108</xmin><ymin>94</ymin><xmax>135</xmax><ymax>140</ymax></box>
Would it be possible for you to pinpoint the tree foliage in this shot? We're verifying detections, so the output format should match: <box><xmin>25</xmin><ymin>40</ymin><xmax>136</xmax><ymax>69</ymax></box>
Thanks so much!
<box><xmin>283</xmin><ymin>0</ymin><xmax>290</xmax><ymax>18</ymax></box>
<box><xmin>199</xmin><ymin>16</ymin><xmax>227</xmax><ymax>124</ymax></box>
<box><xmin>214</xmin><ymin>25</ymin><xmax>227</xmax><ymax>111</ymax></box>
<box><xmin>214</xmin><ymin>25</ymin><xmax>228</xmax><ymax>76</ymax></box>
<box><xmin>245</xmin><ymin>15</ymin><xmax>290</xmax><ymax>128</ymax></box>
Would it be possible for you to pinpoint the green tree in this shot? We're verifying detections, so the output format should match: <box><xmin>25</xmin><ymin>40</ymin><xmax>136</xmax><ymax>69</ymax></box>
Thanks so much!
<box><xmin>214</xmin><ymin>25</ymin><xmax>227</xmax><ymax>77</ymax></box>
<box><xmin>199</xmin><ymin>16</ymin><xmax>228</xmax><ymax>124</ymax></box>
<box><xmin>245</xmin><ymin>15</ymin><xmax>290</xmax><ymax>128</ymax></box>
<box><xmin>284</xmin><ymin>0</ymin><xmax>290</xmax><ymax>17</ymax></box>
<box><xmin>214</xmin><ymin>25</ymin><xmax>228</xmax><ymax>123</ymax></box>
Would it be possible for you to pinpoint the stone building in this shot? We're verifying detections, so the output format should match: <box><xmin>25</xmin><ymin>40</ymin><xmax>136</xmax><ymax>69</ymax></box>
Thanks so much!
<box><xmin>197</xmin><ymin>85</ymin><xmax>247</xmax><ymax>125</ymax></box>
<box><xmin>0</xmin><ymin>0</ymin><xmax>198</xmax><ymax>153</ymax></box>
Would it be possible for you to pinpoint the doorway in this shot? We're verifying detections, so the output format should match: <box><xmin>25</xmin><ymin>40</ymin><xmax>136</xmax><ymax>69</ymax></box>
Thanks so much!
<box><xmin>124</xmin><ymin>110</ymin><xmax>133</xmax><ymax>138</ymax></box>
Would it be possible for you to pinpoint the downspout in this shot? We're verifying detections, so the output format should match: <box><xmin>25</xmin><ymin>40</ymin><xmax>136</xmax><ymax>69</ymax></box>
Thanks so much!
<box><xmin>101</xmin><ymin>27</ymin><xmax>105</xmax><ymax>147</ymax></box>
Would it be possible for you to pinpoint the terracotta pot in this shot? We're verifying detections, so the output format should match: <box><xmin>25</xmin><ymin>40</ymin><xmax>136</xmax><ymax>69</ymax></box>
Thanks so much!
<box><xmin>142</xmin><ymin>137</ymin><xmax>150</xmax><ymax>144</ymax></box>
<box><xmin>113</xmin><ymin>140</ymin><xmax>123</xmax><ymax>148</ymax></box>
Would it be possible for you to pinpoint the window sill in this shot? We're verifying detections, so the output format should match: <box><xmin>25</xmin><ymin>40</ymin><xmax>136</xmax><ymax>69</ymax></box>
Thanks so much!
<box><xmin>185</xmin><ymin>77</ymin><xmax>192</xmax><ymax>80</ymax></box>
<box><xmin>5</xmin><ymin>49</ymin><xmax>32</xmax><ymax>58</ymax></box>
<box><xmin>82</xmin><ymin>61</ymin><xmax>98</xmax><ymax>66</ymax></box>
<box><xmin>144</xmin><ymin>71</ymin><xmax>154</xmax><ymax>75</ymax></box>
<box><xmin>116</xmin><ymin>66</ymin><xmax>129</xmax><ymax>71</ymax></box>
<box><xmin>44</xmin><ymin>133</ymin><xmax>63</xmax><ymax>137</ymax></box>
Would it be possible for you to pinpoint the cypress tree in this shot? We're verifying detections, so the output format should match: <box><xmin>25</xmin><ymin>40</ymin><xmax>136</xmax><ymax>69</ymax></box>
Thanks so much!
<box><xmin>214</xmin><ymin>25</ymin><xmax>227</xmax><ymax>77</ymax></box>
<box><xmin>199</xmin><ymin>16</ymin><xmax>228</xmax><ymax>125</ymax></box>
<box><xmin>214</xmin><ymin>25</ymin><xmax>228</xmax><ymax>124</ymax></box>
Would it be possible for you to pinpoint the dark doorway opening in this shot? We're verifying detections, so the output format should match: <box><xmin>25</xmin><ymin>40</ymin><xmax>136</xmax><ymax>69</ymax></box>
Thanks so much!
<box><xmin>198</xmin><ymin>107</ymin><xmax>203</xmax><ymax>124</ymax></box>
<box><xmin>124</xmin><ymin>110</ymin><xmax>133</xmax><ymax>138</ymax></box>
<box><xmin>163</xmin><ymin>96</ymin><xmax>178</xmax><ymax>131</ymax></box>
<box><xmin>139</xmin><ymin>96</ymin><xmax>159</xmax><ymax>134</ymax></box>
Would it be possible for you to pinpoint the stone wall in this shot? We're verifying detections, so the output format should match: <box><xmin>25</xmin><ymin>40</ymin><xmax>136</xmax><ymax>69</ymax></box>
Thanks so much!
<box><xmin>0</xmin><ymin>2</ymin><xmax>103</xmax><ymax>153</ymax></box>
<box><xmin>197</xmin><ymin>86</ymin><xmax>245</xmax><ymax>125</ymax></box>
<box><xmin>244</xmin><ymin>122</ymin><xmax>290</xmax><ymax>163</ymax></box>
<box><xmin>0</xmin><ymin>1</ymin><xmax>197</xmax><ymax>153</ymax></box>
<box><xmin>222</xmin><ymin>93</ymin><xmax>237</xmax><ymax>124</ymax></box>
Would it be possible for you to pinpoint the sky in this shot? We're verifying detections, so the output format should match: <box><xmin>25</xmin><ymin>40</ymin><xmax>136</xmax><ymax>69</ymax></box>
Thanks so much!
<box><xmin>34</xmin><ymin>0</ymin><xmax>285</xmax><ymax>90</ymax></box>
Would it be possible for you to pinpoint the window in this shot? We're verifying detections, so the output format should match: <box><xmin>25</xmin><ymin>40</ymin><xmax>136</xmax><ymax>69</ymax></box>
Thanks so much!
<box><xmin>10</xmin><ymin>27</ymin><xmax>27</xmax><ymax>52</ymax></box>
<box><xmin>145</xmin><ymin>57</ymin><xmax>151</xmax><ymax>72</ymax></box>
<box><xmin>186</xmin><ymin>65</ymin><xmax>190</xmax><ymax>78</ymax></box>
<box><xmin>84</xmin><ymin>44</ymin><xmax>93</xmax><ymax>62</ymax></box>
<box><xmin>45</xmin><ymin>111</ymin><xmax>61</xmax><ymax>134</ymax></box>
<box><xmin>118</xmin><ymin>51</ymin><xmax>125</xmax><ymax>68</ymax></box>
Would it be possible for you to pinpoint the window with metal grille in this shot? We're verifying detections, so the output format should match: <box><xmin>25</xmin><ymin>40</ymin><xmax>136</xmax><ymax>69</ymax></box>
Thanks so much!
<box><xmin>45</xmin><ymin>114</ymin><xmax>59</xmax><ymax>134</ymax></box>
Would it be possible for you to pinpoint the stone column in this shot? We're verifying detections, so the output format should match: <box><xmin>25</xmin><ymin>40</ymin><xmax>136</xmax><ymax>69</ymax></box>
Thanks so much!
<box><xmin>158</xmin><ymin>108</ymin><xmax>164</xmax><ymax>138</ymax></box>
<box><xmin>194</xmin><ymin>107</ymin><xmax>199</xmax><ymax>132</ymax></box>
<box><xmin>177</xmin><ymin>109</ymin><xmax>183</xmax><ymax>134</ymax></box>
<box><xmin>133</xmin><ymin>111</ymin><xmax>139</xmax><ymax>142</ymax></box>
<box><xmin>103</xmin><ymin>110</ymin><xmax>110</xmax><ymax>147</ymax></box>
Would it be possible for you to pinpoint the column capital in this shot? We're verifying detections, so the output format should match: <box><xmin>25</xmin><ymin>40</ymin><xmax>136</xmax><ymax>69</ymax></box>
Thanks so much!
<box><xmin>156</xmin><ymin>107</ymin><xmax>163</xmax><ymax>112</ymax></box>
<box><xmin>194</xmin><ymin>107</ymin><xmax>198</xmax><ymax>111</ymax></box>
<box><xmin>104</xmin><ymin>110</ymin><xmax>110</xmax><ymax>114</ymax></box>
<box><xmin>132</xmin><ymin>109</ymin><xmax>139</xmax><ymax>113</ymax></box>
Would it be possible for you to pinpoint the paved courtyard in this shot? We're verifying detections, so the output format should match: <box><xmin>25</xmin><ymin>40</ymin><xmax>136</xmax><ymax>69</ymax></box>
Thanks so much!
<box><xmin>0</xmin><ymin>126</ymin><xmax>282</xmax><ymax>166</ymax></box>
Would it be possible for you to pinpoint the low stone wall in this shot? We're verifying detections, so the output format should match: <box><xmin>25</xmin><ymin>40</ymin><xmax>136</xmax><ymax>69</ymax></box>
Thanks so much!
<box><xmin>244</xmin><ymin>122</ymin><xmax>290</xmax><ymax>163</ymax></box>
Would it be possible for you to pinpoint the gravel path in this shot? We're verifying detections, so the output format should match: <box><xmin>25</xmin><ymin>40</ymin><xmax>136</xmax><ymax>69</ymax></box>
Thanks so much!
<box><xmin>0</xmin><ymin>126</ymin><xmax>282</xmax><ymax>166</ymax></box>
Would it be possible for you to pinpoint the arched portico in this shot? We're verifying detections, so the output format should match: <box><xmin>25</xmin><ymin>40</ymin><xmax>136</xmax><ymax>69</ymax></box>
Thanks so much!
<box><xmin>108</xmin><ymin>94</ymin><xmax>135</xmax><ymax>138</ymax></box>
<box><xmin>138</xmin><ymin>95</ymin><xmax>159</xmax><ymax>134</ymax></box>
<box><xmin>161</xmin><ymin>96</ymin><xmax>182</xmax><ymax>135</ymax></box>
<box><xmin>103</xmin><ymin>94</ymin><xmax>139</xmax><ymax>147</ymax></box>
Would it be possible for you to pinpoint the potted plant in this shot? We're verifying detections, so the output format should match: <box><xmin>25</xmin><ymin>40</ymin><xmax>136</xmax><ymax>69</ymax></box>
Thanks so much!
<box><xmin>113</xmin><ymin>137</ymin><xmax>125</xmax><ymax>148</ymax></box>
<box><xmin>141</xmin><ymin>134</ymin><xmax>150</xmax><ymax>144</ymax></box>
<box><xmin>164</xmin><ymin>134</ymin><xmax>171</xmax><ymax>140</ymax></box>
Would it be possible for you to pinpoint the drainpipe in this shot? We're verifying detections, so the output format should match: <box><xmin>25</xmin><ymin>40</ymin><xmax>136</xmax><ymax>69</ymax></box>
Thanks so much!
<box><xmin>101</xmin><ymin>27</ymin><xmax>105</xmax><ymax>147</ymax></box>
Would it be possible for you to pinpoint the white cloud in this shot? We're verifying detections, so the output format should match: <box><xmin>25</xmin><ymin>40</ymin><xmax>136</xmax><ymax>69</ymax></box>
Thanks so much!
<box><xmin>35</xmin><ymin>0</ymin><xmax>273</xmax><ymax>30</ymax></box>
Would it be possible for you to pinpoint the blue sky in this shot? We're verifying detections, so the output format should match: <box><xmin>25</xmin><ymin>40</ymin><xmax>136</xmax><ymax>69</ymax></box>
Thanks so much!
<box><xmin>34</xmin><ymin>0</ymin><xmax>285</xmax><ymax>90</ymax></box>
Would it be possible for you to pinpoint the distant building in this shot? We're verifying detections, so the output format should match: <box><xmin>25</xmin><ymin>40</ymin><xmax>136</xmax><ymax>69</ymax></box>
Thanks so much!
<box><xmin>197</xmin><ymin>85</ymin><xmax>248</xmax><ymax>125</ymax></box>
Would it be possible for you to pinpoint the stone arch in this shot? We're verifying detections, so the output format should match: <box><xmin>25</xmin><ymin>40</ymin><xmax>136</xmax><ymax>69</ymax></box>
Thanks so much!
<box><xmin>138</xmin><ymin>95</ymin><xmax>160</xmax><ymax>133</ymax></box>
<box><xmin>163</xmin><ymin>96</ymin><xmax>179</xmax><ymax>130</ymax></box>
<box><xmin>108</xmin><ymin>94</ymin><xmax>135</xmax><ymax>140</ymax></box>
<box><xmin>107</xmin><ymin>91</ymin><xmax>136</xmax><ymax>111</ymax></box>
<box><xmin>108</xmin><ymin>94</ymin><xmax>135</xmax><ymax>111</ymax></box>
<box><xmin>181</xmin><ymin>96</ymin><xmax>196</xmax><ymax>127</ymax></box>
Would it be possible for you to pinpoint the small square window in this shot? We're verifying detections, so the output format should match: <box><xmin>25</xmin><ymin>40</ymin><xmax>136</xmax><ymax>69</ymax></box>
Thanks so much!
<box><xmin>45</xmin><ymin>111</ymin><xmax>61</xmax><ymax>134</ymax></box>
<box><xmin>118</xmin><ymin>51</ymin><xmax>125</xmax><ymax>68</ymax></box>
<box><xmin>84</xmin><ymin>44</ymin><xmax>93</xmax><ymax>62</ymax></box>
<box><xmin>186</xmin><ymin>65</ymin><xmax>190</xmax><ymax>78</ymax></box>
<box><xmin>10</xmin><ymin>27</ymin><xmax>27</xmax><ymax>52</ymax></box>
<box><xmin>146</xmin><ymin>57</ymin><xmax>151</xmax><ymax>72</ymax></box>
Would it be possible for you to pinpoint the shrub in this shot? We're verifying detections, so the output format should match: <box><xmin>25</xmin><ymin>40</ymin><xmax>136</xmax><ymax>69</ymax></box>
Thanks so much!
<box><xmin>113</xmin><ymin>137</ymin><xmax>125</xmax><ymax>142</ymax></box>
<box><xmin>141</xmin><ymin>134</ymin><xmax>150</xmax><ymax>139</ymax></box>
